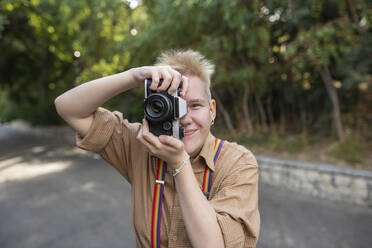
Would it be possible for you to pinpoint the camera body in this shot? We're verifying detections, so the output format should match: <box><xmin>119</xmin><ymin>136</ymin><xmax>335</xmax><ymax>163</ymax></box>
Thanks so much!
<box><xmin>144</xmin><ymin>79</ymin><xmax>187</xmax><ymax>139</ymax></box>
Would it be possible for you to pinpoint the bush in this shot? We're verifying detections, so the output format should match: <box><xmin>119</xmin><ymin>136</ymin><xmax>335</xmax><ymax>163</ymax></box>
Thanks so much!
<box><xmin>0</xmin><ymin>90</ymin><xmax>17</xmax><ymax>123</ymax></box>
<box><xmin>0</xmin><ymin>90</ymin><xmax>61</xmax><ymax>125</ymax></box>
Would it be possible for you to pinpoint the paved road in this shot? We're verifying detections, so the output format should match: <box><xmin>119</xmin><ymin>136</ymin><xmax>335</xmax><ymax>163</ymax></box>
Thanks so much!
<box><xmin>0</xmin><ymin>126</ymin><xmax>371</xmax><ymax>248</ymax></box>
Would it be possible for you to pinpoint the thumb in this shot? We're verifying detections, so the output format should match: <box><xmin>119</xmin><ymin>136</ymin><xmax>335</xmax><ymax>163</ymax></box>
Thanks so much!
<box><xmin>159</xmin><ymin>135</ymin><xmax>183</xmax><ymax>148</ymax></box>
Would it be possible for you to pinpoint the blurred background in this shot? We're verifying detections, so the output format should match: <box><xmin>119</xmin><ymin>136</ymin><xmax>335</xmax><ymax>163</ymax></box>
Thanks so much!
<box><xmin>0</xmin><ymin>0</ymin><xmax>371</xmax><ymax>247</ymax></box>
<box><xmin>0</xmin><ymin>0</ymin><xmax>371</xmax><ymax>168</ymax></box>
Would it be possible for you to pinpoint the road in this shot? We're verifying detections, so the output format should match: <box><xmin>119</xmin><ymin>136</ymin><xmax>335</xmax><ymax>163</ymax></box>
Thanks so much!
<box><xmin>0</xmin><ymin>125</ymin><xmax>371</xmax><ymax>248</ymax></box>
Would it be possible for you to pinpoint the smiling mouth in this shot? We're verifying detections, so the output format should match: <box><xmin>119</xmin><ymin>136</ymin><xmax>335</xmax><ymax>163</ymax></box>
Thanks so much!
<box><xmin>184</xmin><ymin>129</ymin><xmax>197</xmax><ymax>136</ymax></box>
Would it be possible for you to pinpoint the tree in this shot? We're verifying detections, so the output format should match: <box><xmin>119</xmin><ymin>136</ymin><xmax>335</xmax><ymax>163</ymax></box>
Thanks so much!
<box><xmin>0</xmin><ymin>0</ymin><xmax>136</xmax><ymax>124</ymax></box>
<box><xmin>0</xmin><ymin>0</ymin><xmax>370</xmax><ymax>146</ymax></box>
<box><xmin>283</xmin><ymin>0</ymin><xmax>371</xmax><ymax>141</ymax></box>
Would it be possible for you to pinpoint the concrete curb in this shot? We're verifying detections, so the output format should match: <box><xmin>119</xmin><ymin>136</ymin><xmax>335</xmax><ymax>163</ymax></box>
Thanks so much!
<box><xmin>257</xmin><ymin>156</ymin><xmax>372</xmax><ymax>206</ymax></box>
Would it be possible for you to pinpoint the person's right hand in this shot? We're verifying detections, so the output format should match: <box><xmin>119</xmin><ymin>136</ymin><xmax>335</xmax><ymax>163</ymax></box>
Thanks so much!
<box><xmin>129</xmin><ymin>66</ymin><xmax>188</xmax><ymax>96</ymax></box>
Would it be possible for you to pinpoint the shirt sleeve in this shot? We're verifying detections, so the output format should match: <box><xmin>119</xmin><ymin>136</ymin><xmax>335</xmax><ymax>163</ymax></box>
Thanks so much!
<box><xmin>75</xmin><ymin>107</ymin><xmax>141</xmax><ymax>183</ymax></box>
<box><xmin>210</xmin><ymin>152</ymin><xmax>260</xmax><ymax>248</ymax></box>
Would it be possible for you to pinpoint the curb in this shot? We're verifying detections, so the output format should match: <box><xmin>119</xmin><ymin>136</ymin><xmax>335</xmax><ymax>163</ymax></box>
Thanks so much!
<box><xmin>257</xmin><ymin>156</ymin><xmax>372</xmax><ymax>206</ymax></box>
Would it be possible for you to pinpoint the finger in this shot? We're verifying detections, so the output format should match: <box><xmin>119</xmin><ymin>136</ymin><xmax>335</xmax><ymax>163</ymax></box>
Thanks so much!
<box><xmin>141</xmin><ymin>119</ymin><xmax>162</xmax><ymax>149</ymax></box>
<box><xmin>157</xmin><ymin>68</ymin><xmax>172</xmax><ymax>92</ymax></box>
<box><xmin>142</xmin><ymin>133</ymin><xmax>162</xmax><ymax>150</ymax></box>
<box><xmin>137</xmin><ymin>134</ymin><xmax>157</xmax><ymax>154</ymax></box>
<box><xmin>168</xmin><ymin>70</ymin><xmax>182</xmax><ymax>95</ymax></box>
<box><xmin>137</xmin><ymin>119</ymin><xmax>150</xmax><ymax>141</ymax></box>
<box><xmin>136</xmin><ymin>123</ymin><xmax>146</xmax><ymax>144</ymax></box>
<box><xmin>142</xmin><ymin>131</ymin><xmax>162</xmax><ymax>150</ymax></box>
<box><xmin>180</xmin><ymin>75</ymin><xmax>188</xmax><ymax>96</ymax></box>
<box><xmin>137</xmin><ymin>121</ymin><xmax>157</xmax><ymax>150</ymax></box>
<box><xmin>142</xmin><ymin>118</ymin><xmax>149</xmax><ymax>132</ymax></box>
<box><xmin>141</xmin><ymin>119</ymin><xmax>151</xmax><ymax>137</ymax></box>
<box><xmin>150</xmin><ymin>69</ymin><xmax>160</xmax><ymax>90</ymax></box>
<box><xmin>159</xmin><ymin>135</ymin><xmax>183</xmax><ymax>150</ymax></box>
<box><xmin>136</xmin><ymin>124</ymin><xmax>143</xmax><ymax>139</ymax></box>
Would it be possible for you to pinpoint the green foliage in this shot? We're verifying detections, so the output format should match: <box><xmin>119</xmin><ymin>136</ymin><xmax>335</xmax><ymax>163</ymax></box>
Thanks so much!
<box><xmin>0</xmin><ymin>0</ymin><xmax>371</xmax><ymax>151</ymax></box>
<box><xmin>0</xmin><ymin>90</ymin><xmax>15</xmax><ymax>122</ymax></box>
<box><xmin>0</xmin><ymin>0</ymin><xmax>137</xmax><ymax>124</ymax></box>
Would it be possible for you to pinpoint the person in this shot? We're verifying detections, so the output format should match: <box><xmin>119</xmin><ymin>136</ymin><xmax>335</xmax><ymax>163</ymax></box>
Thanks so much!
<box><xmin>54</xmin><ymin>49</ymin><xmax>260</xmax><ymax>248</ymax></box>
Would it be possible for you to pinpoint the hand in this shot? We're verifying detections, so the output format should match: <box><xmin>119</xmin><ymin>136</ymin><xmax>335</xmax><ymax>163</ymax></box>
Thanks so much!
<box><xmin>129</xmin><ymin>66</ymin><xmax>189</xmax><ymax>96</ymax></box>
<box><xmin>136</xmin><ymin>119</ymin><xmax>189</xmax><ymax>170</ymax></box>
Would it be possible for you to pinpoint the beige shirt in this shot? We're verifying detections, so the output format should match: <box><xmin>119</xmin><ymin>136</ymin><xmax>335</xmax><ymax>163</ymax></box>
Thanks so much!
<box><xmin>76</xmin><ymin>107</ymin><xmax>260</xmax><ymax>248</ymax></box>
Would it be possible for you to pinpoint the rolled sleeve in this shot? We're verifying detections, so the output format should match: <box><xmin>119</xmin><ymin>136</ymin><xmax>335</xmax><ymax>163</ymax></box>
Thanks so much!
<box><xmin>216</xmin><ymin>213</ymin><xmax>245</xmax><ymax>247</ymax></box>
<box><xmin>76</xmin><ymin>107</ymin><xmax>117</xmax><ymax>152</ymax></box>
<box><xmin>75</xmin><ymin>107</ymin><xmax>141</xmax><ymax>183</ymax></box>
<box><xmin>211</xmin><ymin>153</ymin><xmax>260</xmax><ymax>248</ymax></box>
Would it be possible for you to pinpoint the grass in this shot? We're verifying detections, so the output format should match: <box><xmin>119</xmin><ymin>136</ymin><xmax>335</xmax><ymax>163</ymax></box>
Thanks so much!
<box><xmin>329</xmin><ymin>136</ymin><xmax>368</xmax><ymax>165</ymax></box>
<box><xmin>239</xmin><ymin>133</ymin><xmax>308</xmax><ymax>153</ymax></box>
<box><xmin>236</xmin><ymin>132</ymin><xmax>372</xmax><ymax>170</ymax></box>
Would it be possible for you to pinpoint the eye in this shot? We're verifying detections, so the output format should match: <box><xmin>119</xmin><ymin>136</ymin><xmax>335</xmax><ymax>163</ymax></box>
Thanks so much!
<box><xmin>191</xmin><ymin>104</ymin><xmax>201</xmax><ymax>108</ymax></box>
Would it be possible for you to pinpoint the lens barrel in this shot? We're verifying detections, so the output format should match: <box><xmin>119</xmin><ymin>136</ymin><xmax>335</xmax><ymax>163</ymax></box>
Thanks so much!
<box><xmin>144</xmin><ymin>93</ymin><xmax>173</xmax><ymax>122</ymax></box>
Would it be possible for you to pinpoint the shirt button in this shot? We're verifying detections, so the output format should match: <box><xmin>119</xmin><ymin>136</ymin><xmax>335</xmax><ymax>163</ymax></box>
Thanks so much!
<box><xmin>172</xmin><ymin>236</ymin><xmax>178</xmax><ymax>241</ymax></box>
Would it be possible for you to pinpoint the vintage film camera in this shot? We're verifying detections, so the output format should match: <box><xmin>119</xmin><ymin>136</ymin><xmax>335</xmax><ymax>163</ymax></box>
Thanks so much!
<box><xmin>144</xmin><ymin>79</ymin><xmax>187</xmax><ymax>139</ymax></box>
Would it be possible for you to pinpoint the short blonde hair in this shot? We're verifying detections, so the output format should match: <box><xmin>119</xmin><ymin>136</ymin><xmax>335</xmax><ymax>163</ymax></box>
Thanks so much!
<box><xmin>155</xmin><ymin>49</ymin><xmax>215</xmax><ymax>101</ymax></box>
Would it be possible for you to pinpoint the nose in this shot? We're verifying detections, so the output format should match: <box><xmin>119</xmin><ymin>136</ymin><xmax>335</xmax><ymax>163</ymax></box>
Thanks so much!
<box><xmin>180</xmin><ymin>111</ymin><xmax>192</xmax><ymax>126</ymax></box>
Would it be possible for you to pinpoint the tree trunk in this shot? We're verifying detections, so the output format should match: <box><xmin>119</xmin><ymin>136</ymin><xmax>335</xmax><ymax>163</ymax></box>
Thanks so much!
<box><xmin>254</xmin><ymin>91</ymin><xmax>268</xmax><ymax>132</ymax></box>
<box><xmin>211</xmin><ymin>89</ymin><xmax>236</xmax><ymax>134</ymax></box>
<box><xmin>346</xmin><ymin>0</ymin><xmax>359</xmax><ymax>24</ymax></box>
<box><xmin>320</xmin><ymin>67</ymin><xmax>345</xmax><ymax>142</ymax></box>
<box><xmin>299</xmin><ymin>101</ymin><xmax>307</xmax><ymax>134</ymax></box>
<box><xmin>288</xmin><ymin>0</ymin><xmax>295</xmax><ymax>16</ymax></box>
<box><xmin>252</xmin><ymin>97</ymin><xmax>259</xmax><ymax>130</ymax></box>
<box><xmin>242</xmin><ymin>85</ymin><xmax>253</xmax><ymax>136</ymax></box>
<box><xmin>267</xmin><ymin>96</ymin><xmax>275</xmax><ymax>132</ymax></box>
<box><xmin>279</xmin><ymin>100</ymin><xmax>286</xmax><ymax>134</ymax></box>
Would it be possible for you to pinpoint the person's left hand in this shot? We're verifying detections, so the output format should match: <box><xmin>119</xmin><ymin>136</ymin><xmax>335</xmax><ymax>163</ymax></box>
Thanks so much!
<box><xmin>136</xmin><ymin>119</ymin><xmax>189</xmax><ymax>170</ymax></box>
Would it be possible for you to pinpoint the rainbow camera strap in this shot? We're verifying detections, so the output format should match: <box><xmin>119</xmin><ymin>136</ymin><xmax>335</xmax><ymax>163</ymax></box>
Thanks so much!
<box><xmin>151</xmin><ymin>138</ymin><xmax>224</xmax><ymax>248</ymax></box>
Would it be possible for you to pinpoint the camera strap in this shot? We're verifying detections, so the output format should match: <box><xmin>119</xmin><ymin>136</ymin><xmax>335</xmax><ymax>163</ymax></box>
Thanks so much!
<box><xmin>202</xmin><ymin>138</ymin><xmax>224</xmax><ymax>200</ymax></box>
<box><xmin>151</xmin><ymin>138</ymin><xmax>224</xmax><ymax>248</ymax></box>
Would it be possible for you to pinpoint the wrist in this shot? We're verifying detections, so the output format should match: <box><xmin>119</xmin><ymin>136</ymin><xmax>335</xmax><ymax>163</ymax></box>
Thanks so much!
<box><xmin>122</xmin><ymin>68</ymin><xmax>139</xmax><ymax>88</ymax></box>
<box><xmin>126</xmin><ymin>68</ymin><xmax>142</xmax><ymax>88</ymax></box>
<box><xmin>170</xmin><ymin>154</ymin><xmax>190</xmax><ymax>177</ymax></box>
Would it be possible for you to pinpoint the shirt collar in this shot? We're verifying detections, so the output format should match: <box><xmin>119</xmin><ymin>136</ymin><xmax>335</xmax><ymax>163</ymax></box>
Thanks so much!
<box><xmin>196</xmin><ymin>132</ymin><xmax>216</xmax><ymax>172</ymax></box>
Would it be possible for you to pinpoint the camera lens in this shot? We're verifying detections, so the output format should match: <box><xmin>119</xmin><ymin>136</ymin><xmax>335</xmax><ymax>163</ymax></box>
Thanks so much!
<box><xmin>150</xmin><ymin>100</ymin><xmax>163</xmax><ymax>113</ymax></box>
<box><xmin>144</xmin><ymin>93</ymin><xmax>173</xmax><ymax>122</ymax></box>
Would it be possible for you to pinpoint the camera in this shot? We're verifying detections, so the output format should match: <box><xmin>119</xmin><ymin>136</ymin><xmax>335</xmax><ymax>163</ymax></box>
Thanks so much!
<box><xmin>144</xmin><ymin>79</ymin><xmax>187</xmax><ymax>139</ymax></box>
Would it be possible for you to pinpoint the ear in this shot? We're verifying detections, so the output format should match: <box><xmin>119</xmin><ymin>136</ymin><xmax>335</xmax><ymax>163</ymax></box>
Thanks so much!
<box><xmin>210</xmin><ymin>99</ymin><xmax>216</xmax><ymax>121</ymax></box>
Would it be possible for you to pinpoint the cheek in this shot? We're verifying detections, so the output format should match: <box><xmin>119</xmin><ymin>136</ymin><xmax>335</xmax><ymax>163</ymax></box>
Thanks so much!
<box><xmin>190</xmin><ymin>110</ymin><xmax>210</xmax><ymax>128</ymax></box>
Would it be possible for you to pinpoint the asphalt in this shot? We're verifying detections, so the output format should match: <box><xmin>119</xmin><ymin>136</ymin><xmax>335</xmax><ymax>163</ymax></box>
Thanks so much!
<box><xmin>0</xmin><ymin>126</ymin><xmax>371</xmax><ymax>248</ymax></box>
